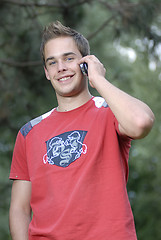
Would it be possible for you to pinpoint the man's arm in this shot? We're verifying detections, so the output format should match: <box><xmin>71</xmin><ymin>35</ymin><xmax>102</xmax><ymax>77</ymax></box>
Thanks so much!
<box><xmin>79</xmin><ymin>55</ymin><xmax>155</xmax><ymax>139</ymax></box>
<box><xmin>9</xmin><ymin>180</ymin><xmax>32</xmax><ymax>240</ymax></box>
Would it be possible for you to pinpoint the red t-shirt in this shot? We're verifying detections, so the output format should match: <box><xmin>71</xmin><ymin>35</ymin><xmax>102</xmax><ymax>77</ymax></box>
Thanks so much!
<box><xmin>10</xmin><ymin>97</ymin><xmax>137</xmax><ymax>240</ymax></box>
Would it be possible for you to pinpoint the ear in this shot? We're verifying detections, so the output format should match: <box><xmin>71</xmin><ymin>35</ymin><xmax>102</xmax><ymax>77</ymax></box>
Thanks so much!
<box><xmin>44</xmin><ymin>66</ymin><xmax>50</xmax><ymax>81</ymax></box>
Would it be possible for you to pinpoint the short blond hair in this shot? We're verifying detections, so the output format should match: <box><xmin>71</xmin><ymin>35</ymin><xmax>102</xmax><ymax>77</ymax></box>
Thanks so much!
<box><xmin>40</xmin><ymin>21</ymin><xmax>90</xmax><ymax>66</ymax></box>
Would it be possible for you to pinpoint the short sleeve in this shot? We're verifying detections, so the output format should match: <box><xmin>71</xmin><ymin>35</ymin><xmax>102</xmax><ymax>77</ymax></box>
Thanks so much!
<box><xmin>9</xmin><ymin>131</ymin><xmax>30</xmax><ymax>181</ymax></box>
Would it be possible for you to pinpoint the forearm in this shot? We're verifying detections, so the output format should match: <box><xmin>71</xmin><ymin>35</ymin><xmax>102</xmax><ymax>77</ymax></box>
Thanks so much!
<box><xmin>9</xmin><ymin>208</ymin><xmax>31</xmax><ymax>240</ymax></box>
<box><xmin>94</xmin><ymin>76</ymin><xmax>155</xmax><ymax>139</ymax></box>
<box><xmin>80</xmin><ymin>55</ymin><xmax>154</xmax><ymax>138</ymax></box>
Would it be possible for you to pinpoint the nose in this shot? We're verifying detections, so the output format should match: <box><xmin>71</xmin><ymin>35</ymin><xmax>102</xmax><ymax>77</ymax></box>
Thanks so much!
<box><xmin>57</xmin><ymin>60</ymin><xmax>67</xmax><ymax>72</ymax></box>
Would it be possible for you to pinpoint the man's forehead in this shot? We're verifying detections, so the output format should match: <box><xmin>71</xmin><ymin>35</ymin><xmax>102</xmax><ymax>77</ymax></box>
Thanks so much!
<box><xmin>44</xmin><ymin>37</ymin><xmax>81</xmax><ymax>57</ymax></box>
<box><xmin>45</xmin><ymin>52</ymin><xmax>77</xmax><ymax>63</ymax></box>
<box><xmin>50</xmin><ymin>52</ymin><xmax>76</xmax><ymax>59</ymax></box>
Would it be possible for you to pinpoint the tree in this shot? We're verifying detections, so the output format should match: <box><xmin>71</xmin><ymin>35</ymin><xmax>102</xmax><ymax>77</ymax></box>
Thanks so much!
<box><xmin>0</xmin><ymin>0</ymin><xmax>161</xmax><ymax>239</ymax></box>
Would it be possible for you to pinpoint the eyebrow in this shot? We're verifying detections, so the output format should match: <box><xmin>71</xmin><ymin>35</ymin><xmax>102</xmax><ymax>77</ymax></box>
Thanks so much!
<box><xmin>46</xmin><ymin>52</ymin><xmax>77</xmax><ymax>64</ymax></box>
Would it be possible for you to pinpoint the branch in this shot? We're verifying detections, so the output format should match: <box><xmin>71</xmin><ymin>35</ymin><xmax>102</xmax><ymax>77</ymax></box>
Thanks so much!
<box><xmin>0</xmin><ymin>59</ymin><xmax>42</xmax><ymax>67</ymax></box>
<box><xmin>64</xmin><ymin>0</ymin><xmax>93</xmax><ymax>8</ymax></box>
<box><xmin>24</xmin><ymin>3</ymin><xmax>42</xmax><ymax>32</ymax></box>
<box><xmin>1</xmin><ymin>0</ymin><xmax>60</xmax><ymax>7</ymax></box>
<box><xmin>1</xmin><ymin>0</ymin><xmax>93</xmax><ymax>8</ymax></box>
<box><xmin>87</xmin><ymin>15</ymin><xmax>116</xmax><ymax>40</ymax></box>
<box><xmin>98</xmin><ymin>0</ymin><xmax>139</xmax><ymax>11</ymax></box>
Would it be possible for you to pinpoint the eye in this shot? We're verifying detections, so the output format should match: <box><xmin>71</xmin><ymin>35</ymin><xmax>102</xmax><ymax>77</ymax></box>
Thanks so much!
<box><xmin>49</xmin><ymin>61</ymin><xmax>56</xmax><ymax>65</ymax></box>
<box><xmin>66</xmin><ymin>57</ymin><xmax>74</xmax><ymax>61</ymax></box>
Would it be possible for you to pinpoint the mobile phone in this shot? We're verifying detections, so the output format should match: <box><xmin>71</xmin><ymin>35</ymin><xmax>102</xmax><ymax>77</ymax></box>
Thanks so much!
<box><xmin>80</xmin><ymin>63</ymin><xmax>88</xmax><ymax>76</ymax></box>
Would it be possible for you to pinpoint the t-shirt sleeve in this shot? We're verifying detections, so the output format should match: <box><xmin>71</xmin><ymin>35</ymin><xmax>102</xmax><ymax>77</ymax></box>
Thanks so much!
<box><xmin>9</xmin><ymin>131</ymin><xmax>30</xmax><ymax>181</ymax></box>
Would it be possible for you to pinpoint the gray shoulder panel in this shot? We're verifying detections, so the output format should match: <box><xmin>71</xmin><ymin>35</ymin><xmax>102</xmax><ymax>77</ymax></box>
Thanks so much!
<box><xmin>20</xmin><ymin>109</ymin><xmax>54</xmax><ymax>137</ymax></box>
<box><xmin>30</xmin><ymin>116</ymin><xmax>43</xmax><ymax>128</ymax></box>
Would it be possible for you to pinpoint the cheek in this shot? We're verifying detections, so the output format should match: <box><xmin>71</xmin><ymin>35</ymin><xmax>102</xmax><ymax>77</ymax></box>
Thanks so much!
<box><xmin>45</xmin><ymin>68</ymin><xmax>55</xmax><ymax>81</ymax></box>
<box><xmin>75</xmin><ymin>64</ymin><xmax>82</xmax><ymax>76</ymax></box>
<box><xmin>46</xmin><ymin>73</ymin><xmax>50</xmax><ymax>81</ymax></box>
<box><xmin>70</xmin><ymin>61</ymin><xmax>80</xmax><ymax>71</ymax></box>
<box><xmin>44</xmin><ymin>68</ymin><xmax>50</xmax><ymax>80</ymax></box>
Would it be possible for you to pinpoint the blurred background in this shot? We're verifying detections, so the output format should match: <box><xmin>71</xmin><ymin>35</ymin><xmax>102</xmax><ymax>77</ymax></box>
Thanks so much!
<box><xmin>0</xmin><ymin>0</ymin><xmax>161</xmax><ymax>239</ymax></box>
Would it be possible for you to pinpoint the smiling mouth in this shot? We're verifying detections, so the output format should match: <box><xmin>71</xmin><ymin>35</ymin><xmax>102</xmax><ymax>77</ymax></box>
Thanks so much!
<box><xmin>58</xmin><ymin>75</ymin><xmax>74</xmax><ymax>82</ymax></box>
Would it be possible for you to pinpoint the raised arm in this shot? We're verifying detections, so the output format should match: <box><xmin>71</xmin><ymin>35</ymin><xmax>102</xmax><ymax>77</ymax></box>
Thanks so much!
<box><xmin>79</xmin><ymin>55</ymin><xmax>155</xmax><ymax>139</ymax></box>
<box><xmin>9</xmin><ymin>180</ymin><xmax>32</xmax><ymax>240</ymax></box>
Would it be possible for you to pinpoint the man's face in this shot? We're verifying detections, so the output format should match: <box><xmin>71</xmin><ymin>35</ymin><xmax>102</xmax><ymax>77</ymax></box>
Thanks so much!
<box><xmin>44</xmin><ymin>36</ymin><xmax>87</xmax><ymax>99</ymax></box>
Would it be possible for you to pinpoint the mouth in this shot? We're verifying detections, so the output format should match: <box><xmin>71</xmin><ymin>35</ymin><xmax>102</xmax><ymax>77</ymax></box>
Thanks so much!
<box><xmin>57</xmin><ymin>74</ymin><xmax>75</xmax><ymax>83</ymax></box>
<box><xmin>59</xmin><ymin>76</ymin><xmax>71</xmax><ymax>82</ymax></box>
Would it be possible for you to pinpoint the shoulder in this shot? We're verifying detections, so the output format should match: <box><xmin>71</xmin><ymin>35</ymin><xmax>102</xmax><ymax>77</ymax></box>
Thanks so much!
<box><xmin>92</xmin><ymin>96</ymin><xmax>108</xmax><ymax>108</ymax></box>
<box><xmin>20</xmin><ymin>108</ymin><xmax>54</xmax><ymax>137</ymax></box>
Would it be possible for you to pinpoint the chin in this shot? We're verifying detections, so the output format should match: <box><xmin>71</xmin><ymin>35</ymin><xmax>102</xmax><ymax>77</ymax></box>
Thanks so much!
<box><xmin>58</xmin><ymin>88</ymin><xmax>83</xmax><ymax>98</ymax></box>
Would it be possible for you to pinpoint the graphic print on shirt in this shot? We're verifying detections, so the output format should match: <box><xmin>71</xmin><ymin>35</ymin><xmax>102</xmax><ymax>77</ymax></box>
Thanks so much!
<box><xmin>43</xmin><ymin>130</ymin><xmax>87</xmax><ymax>167</ymax></box>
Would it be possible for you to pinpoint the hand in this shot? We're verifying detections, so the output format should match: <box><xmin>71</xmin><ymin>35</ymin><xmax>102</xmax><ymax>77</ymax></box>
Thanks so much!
<box><xmin>79</xmin><ymin>55</ymin><xmax>106</xmax><ymax>88</ymax></box>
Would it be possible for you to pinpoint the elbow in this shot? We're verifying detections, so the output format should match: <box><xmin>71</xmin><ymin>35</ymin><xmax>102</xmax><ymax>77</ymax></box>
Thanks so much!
<box><xmin>133</xmin><ymin>112</ymin><xmax>155</xmax><ymax>139</ymax></box>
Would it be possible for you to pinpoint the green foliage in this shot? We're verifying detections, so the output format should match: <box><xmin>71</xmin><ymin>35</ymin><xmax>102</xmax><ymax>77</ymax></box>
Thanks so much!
<box><xmin>0</xmin><ymin>0</ymin><xmax>161</xmax><ymax>239</ymax></box>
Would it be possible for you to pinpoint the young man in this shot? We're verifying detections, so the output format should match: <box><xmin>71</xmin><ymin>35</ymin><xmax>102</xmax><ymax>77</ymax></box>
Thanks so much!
<box><xmin>9</xmin><ymin>21</ymin><xmax>154</xmax><ymax>240</ymax></box>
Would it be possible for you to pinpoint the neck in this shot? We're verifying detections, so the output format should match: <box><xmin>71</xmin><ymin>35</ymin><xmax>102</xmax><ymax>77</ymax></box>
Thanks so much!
<box><xmin>56</xmin><ymin>91</ymin><xmax>92</xmax><ymax>112</ymax></box>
